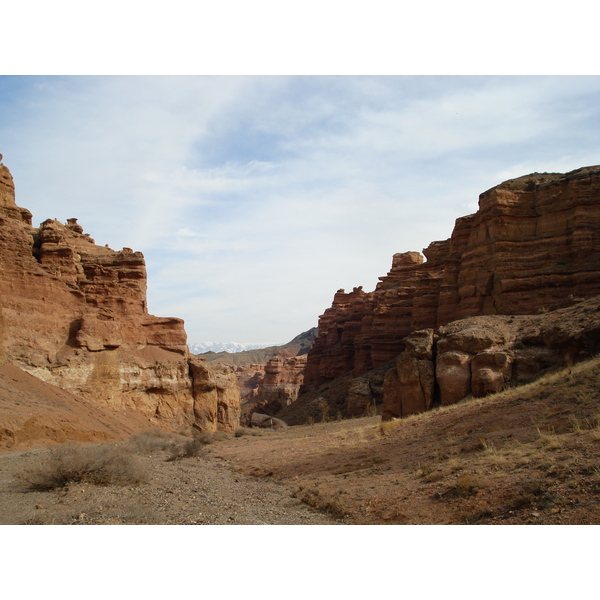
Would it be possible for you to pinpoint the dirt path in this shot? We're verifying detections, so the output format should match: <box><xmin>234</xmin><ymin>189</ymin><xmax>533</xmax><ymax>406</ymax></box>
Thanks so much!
<box><xmin>0</xmin><ymin>446</ymin><xmax>341</xmax><ymax>525</ymax></box>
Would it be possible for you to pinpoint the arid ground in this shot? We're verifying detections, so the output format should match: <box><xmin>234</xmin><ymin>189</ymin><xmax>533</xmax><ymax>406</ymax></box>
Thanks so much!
<box><xmin>1</xmin><ymin>357</ymin><xmax>599</xmax><ymax>525</ymax></box>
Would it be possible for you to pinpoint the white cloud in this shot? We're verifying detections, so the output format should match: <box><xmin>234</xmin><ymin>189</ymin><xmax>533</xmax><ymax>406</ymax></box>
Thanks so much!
<box><xmin>2</xmin><ymin>75</ymin><xmax>600</xmax><ymax>342</ymax></box>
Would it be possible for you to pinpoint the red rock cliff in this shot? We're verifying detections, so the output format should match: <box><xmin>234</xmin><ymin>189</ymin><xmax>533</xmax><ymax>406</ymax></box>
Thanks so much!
<box><xmin>0</xmin><ymin>162</ymin><xmax>240</xmax><ymax>432</ymax></box>
<box><xmin>305</xmin><ymin>166</ymin><xmax>600</xmax><ymax>385</ymax></box>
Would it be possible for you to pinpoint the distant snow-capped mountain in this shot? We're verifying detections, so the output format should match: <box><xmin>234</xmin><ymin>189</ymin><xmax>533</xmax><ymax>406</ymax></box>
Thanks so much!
<box><xmin>189</xmin><ymin>341</ymin><xmax>281</xmax><ymax>355</ymax></box>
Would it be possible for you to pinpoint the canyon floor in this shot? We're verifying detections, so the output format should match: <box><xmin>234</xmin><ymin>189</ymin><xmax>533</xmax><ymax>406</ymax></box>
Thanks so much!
<box><xmin>1</xmin><ymin>356</ymin><xmax>600</xmax><ymax>525</ymax></box>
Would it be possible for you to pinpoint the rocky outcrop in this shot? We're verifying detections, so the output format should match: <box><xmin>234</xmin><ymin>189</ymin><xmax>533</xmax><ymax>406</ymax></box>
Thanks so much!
<box><xmin>188</xmin><ymin>358</ymin><xmax>241</xmax><ymax>432</ymax></box>
<box><xmin>0</xmin><ymin>162</ymin><xmax>240</xmax><ymax>433</ymax></box>
<box><xmin>257</xmin><ymin>354</ymin><xmax>307</xmax><ymax>405</ymax></box>
<box><xmin>305</xmin><ymin>167</ymin><xmax>600</xmax><ymax>386</ymax></box>
<box><xmin>207</xmin><ymin>329</ymin><xmax>318</xmax><ymax>421</ymax></box>
<box><xmin>0</xmin><ymin>363</ymin><xmax>153</xmax><ymax>450</ymax></box>
<box><xmin>382</xmin><ymin>296</ymin><xmax>600</xmax><ymax>420</ymax></box>
<box><xmin>239</xmin><ymin>353</ymin><xmax>307</xmax><ymax>420</ymax></box>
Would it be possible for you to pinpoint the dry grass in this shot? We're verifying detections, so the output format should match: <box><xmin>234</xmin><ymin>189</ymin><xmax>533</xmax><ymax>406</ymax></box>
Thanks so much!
<box><xmin>128</xmin><ymin>428</ymin><xmax>216</xmax><ymax>461</ymax></box>
<box><xmin>129</xmin><ymin>429</ymin><xmax>186</xmax><ymax>453</ymax></box>
<box><xmin>16</xmin><ymin>443</ymin><xmax>147</xmax><ymax>490</ymax></box>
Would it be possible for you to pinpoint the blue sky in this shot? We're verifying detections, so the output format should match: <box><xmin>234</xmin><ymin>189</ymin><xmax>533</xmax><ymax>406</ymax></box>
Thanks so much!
<box><xmin>2</xmin><ymin>75</ymin><xmax>600</xmax><ymax>343</ymax></box>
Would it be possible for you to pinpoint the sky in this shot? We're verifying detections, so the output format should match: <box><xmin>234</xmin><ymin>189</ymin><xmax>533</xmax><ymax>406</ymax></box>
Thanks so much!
<box><xmin>2</xmin><ymin>1</ymin><xmax>597</xmax><ymax>584</ymax></box>
<box><xmin>1</xmin><ymin>75</ymin><xmax>600</xmax><ymax>344</ymax></box>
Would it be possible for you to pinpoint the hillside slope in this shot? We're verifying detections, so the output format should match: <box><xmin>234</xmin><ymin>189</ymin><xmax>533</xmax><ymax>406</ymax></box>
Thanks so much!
<box><xmin>217</xmin><ymin>355</ymin><xmax>600</xmax><ymax>524</ymax></box>
<box><xmin>0</xmin><ymin>364</ymin><xmax>152</xmax><ymax>450</ymax></box>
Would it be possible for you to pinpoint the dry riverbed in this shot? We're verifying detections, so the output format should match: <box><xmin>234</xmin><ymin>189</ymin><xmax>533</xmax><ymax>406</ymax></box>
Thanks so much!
<box><xmin>0</xmin><ymin>440</ymin><xmax>340</xmax><ymax>525</ymax></box>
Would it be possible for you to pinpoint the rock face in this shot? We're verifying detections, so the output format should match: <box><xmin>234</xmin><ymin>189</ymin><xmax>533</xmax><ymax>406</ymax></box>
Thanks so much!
<box><xmin>0</xmin><ymin>163</ymin><xmax>240</xmax><ymax>434</ymax></box>
<box><xmin>233</xmin><ymin>352</ymin><xmax>308</xmax><ymax>423</ymax></box>
<box><xmin>260</xmin><ymin>354</ymin><xmax>307</xmax><ymax>404</ymax></box>
<box><xmin>382</xmin><ymin>297</ymin><xmax>600</xmax><ymax>419</ymax></box>
<box><xmin>305</xmin><ymin>167</ymin><xmax>600</xmax><ymax>386</ymax></box>
<box><xmin>205</xmin><ymin>328</ymin><xmax>318</xmax><ymax>423</ymax></box>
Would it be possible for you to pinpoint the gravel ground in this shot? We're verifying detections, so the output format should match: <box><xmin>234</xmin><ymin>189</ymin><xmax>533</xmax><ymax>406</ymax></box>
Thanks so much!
<box><xmin>0</xmin><ymin>445</ymin><xmax>341</xmax><ymax>525</ymax></box>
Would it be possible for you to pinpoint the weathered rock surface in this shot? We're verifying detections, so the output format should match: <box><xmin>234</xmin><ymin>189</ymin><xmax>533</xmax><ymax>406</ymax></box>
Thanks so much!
<box><xmin>305</xmin><ymin>166</ymin><xmax>600</xmax><ymax>386</ymax></box>
<box><xmin>382</xmin><ymin>296</ymin><xmax>600</xmax><ymax>419</ymax></box>
<box><xmin>0</xmin><ymin>163</ymin><xmax>240</xmax><ymax>435</ymax></box>
<box><xmin>0</xmin><ymin>363</ymin><xmax>152</xmax><ymax>450</ymax></box>
<box><xmin>189</xmin><ymin>357</ymin><xmax>241</xmax><ymax>432</ymax></box>
<box><xmin>236</xmin><ymin>353</ymin><xmax>307</xmax><ymax>423</ymax></box>
<box><xmin>207</xmin><ymin>329</ymin><xmax>318</xmax><ymax>423</ymax></box>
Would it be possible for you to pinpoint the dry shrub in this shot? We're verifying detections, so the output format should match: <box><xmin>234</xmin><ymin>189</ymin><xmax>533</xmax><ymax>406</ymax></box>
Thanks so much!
<box><xmin>16</xmin><ymin>443</ymin><xmax>146</xmax><ymax>490</ymax></box>
<box><xmin>234</xmin><ymin>427</ymin><xmax>261</xmax><ymax>438</ymax></box>
<box><xmin>166</xmin><ymin>431</ymin><xmax>215</xmax><ymax>461</ymax></box>
<box><xmin>536</xmin><ymin>427</ymin><xmax>564</xmax><ymax>449</ymax></box>
<box><xmin>129</xmin><ymin>429</ymin><xmax>213</xmax><ymax>461</ymax></box>
<box><xmin>504</xmin><ymin>478</ymin><xmax>556</xmax><ymax>511</ymax></box>
<box><xmin>129</xmin><ymin>429</ymin><xmax>185</xmax><ymax>453</ymax></box>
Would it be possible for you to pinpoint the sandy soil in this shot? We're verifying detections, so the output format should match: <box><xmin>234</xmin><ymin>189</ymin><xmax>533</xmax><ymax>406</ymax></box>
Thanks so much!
<box><xmin>0</xmin><ymin>442</ymin><xmax>339</xmax><ymax>525</ymax></box>
<box><xmin>2</xmin><ymin>357</ymin><xmax>599</xmax><ymax>526</ymax></box>
<box><xmin>216</xmin><ymin>358</ymin><xmax>600</xmax><ymax>525</ymax></box>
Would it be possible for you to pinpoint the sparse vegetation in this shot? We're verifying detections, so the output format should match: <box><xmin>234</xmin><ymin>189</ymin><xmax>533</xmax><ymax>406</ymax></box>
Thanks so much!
<box><xmin>165</xmin><ymin>437</ymin><xmax>210</xmax><ymax>461</ymax></box>
<box><xmin>129</xmin><ymin>429</ymin><xmax>186</xmax><ymax>453</ymax></box>
<box><xmin>128</xmin><ymin>428</ymin><xmax>215</xmax><ymax>461</ymax></box>
<box><xmin>16</xmin><ymin>443</ymin><xmax>147</xmax><ymax>490</ymax></box>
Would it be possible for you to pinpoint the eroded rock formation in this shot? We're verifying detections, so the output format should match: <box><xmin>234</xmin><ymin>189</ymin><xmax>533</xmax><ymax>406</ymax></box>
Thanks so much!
<box><xmin>382</xmin><ymin>296</ymin><xmax>600</xmax><ymax>419</ymax></box>
<box><xmin>0</xmin><ymin>163</ymin><xmax>240</xmax><ymax>436</ymax></box>
<box><xmin>305</xmin><ymin>167</ymin><xmax>600</xmax><ymax>386</ymax></box>
<box><xmin>232</xmin><ymin>353</ymin><xmax>308</xmax><ymax>423</ymax></box>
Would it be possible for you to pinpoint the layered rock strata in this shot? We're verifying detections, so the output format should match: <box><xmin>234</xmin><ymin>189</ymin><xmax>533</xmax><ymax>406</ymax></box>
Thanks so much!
<box><xmin>305</xmin><ymin>167</ymin><xmax>600</xmax><ymax>386</ymax></box>
<box><xmin>233</xmin><ymin>353</ymin><xmax>308</xmax><ymax>423</ymax></box>
<box><xmin>382</xmin><ymin>296</ymin><xmax>600</xmax><ymax>419</ymax></box>
<box><xmin>0</xmin><ymin>163</ymin><xmax>240</xmax><ymax>433</ymax></box>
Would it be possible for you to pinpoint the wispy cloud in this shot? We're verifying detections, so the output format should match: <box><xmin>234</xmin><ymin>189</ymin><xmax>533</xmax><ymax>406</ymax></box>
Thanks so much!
<box><xmin>2</xmin><ymin>75</ymin><xmax>599</xmax><ymax>342</ymax></box>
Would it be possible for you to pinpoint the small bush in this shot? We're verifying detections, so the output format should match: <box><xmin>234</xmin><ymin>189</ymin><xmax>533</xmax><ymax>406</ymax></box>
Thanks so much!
<box><xmin>165</xmin><ymin>437</ymin><xmax>209</xmax><ymax>461</ymax></box>
<box><xmin>192</xmin><ymin>431</ymin><xmax>215</xmax><ymax>445</ymax></box>
<box><xmin>234</xmin><ymin>428</ymin><xmax>247</xmax><ymax>437</ymax></box>
<box><xmin>17</xmin><ymin>443</ymin><xmax>146</xmax><ymax>490</ymax></box>
<box><xmin>166</xmin><ymin>431</ymin><xmax>215</xmax><ymax>461</ymax></box>
<box><xmin>129</xmin><ymin>429</ymin><xmax>184</xmax><ymax>453</ymax></box>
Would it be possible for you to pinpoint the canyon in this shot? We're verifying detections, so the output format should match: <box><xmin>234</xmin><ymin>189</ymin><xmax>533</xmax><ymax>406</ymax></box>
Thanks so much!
<box><xmin>2</xmin><ymin>160</ymin><xmax>600</xmax><ymax>446</ymax></box>
<box><xmin>200</xmin><ymin>328</ymin><xmax>318</xmax><ymax>423</ymax></box>
<box><xmin>296</xmin><ymin>166</ymin><xmax>600</xmax><ymax>423</ymax></box>
<box><xmin>0</xmin><ymin>162</ymin><xmax>241</xmax><ymax>449</ymax></box>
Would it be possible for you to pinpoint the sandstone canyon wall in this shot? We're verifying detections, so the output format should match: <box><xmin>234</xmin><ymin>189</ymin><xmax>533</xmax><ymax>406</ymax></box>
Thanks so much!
<box><xmin>0</xmin><ymin>162</ymin><xmax>240</xmax><ymax>437</ymax></box>
<box><xmin>382</xmin><ymin>297</ymin><xmax>600</xmax><ymax>420</ymax></box>
<box><xmin>305</xmin><ymin>167</ymin><xmax>600</xmax><ymax>386</ymax></box>
<box><xmin>201</xmin><ymin>328</ymin><xmax>317</xmax><ymax>422</ymax></box>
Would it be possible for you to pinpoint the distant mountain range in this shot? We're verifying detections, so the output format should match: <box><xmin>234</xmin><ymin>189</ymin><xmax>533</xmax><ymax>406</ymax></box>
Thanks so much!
<box><xmin>192</xmin><ymin>328</ymin><xmax>319</xmax><ymax>367</ymax></box>
<box><xmin>188</xmin><ymin>341</ymin><xmax>281</xmax><ymax>354</ymax></box>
